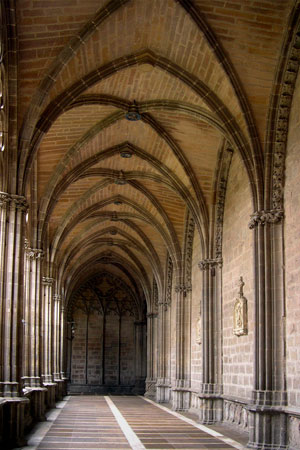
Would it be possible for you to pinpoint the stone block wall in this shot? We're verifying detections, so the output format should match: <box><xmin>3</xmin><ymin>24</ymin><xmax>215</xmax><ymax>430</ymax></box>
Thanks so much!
<box><xmin>285</xmin><ymin>71</ymin><xmax>300</xmax><ymax>449</ymax></box>
<box><xmin>222</xmin><ymin>151</ymin><xmax>254</xmax><ymax>401</ymax></box>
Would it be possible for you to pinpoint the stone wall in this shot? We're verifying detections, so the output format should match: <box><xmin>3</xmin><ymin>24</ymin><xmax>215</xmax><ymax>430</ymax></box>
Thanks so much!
<box><xmin>190</xmin><ymin>229</ymin><xmax>202</xmax><ymax>403</ymax></box>
<box><xmin>285</xmin><ymin>71</ymin><xmax>300</xmax><ymax>449</ymax></box>
<box><xmin>222</xmin><ymin>150</ymin><xmax>254</xmax><ymax>402</ymax></box>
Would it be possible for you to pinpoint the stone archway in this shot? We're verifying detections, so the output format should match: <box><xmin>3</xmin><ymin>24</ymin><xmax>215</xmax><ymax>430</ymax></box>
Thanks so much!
<box><xmin>67</xmin><ymin>272</ymin><xmax>146</xmax><ymax>394</ymax></box>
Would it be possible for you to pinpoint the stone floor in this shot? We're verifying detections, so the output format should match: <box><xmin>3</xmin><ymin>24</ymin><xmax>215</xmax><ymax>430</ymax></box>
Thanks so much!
<box><xmin>16</xmin><ymin>396</ymin><xmax>248</xmax><ymax>450</ymax></box>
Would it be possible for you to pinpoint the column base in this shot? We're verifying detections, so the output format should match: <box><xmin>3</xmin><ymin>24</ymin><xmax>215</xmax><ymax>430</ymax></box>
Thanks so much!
<box><xmin>23</xmin><ymin>387</ymin><xmax>47</xmax><ymax>422</ymax></box>
<box><xmin>44</xmin><ymin>383</ymin><xmax>57</xmax><ymax>409</ymax></box>
<box><xmin>171</xmin><ymin>379</ymin><xmax>191</xmax><ymax>411</ymax></box>
<box><xmin>54</xmin><ymin>377</ymin><xmax>67</xmax><ymax>401</ymax></box>
<box><xmin>247</xmin><ymin>405</ymin><xmax>287</xmax><ymax>450</ymax></box>
<box><xmin>0</xmin><ymin>396</ymin><xmax>29</xmax><ymax>449</ymax></box>
<box><xmin>198</xmin><ymin>396</ymin><xmax>223</xmax><ymax>424</ymax></box>
<box><xmin>156</xmin><ymin>378</ymin><xmax>171</xmax><ymax>403</ymax></box>
<box><xmin>144</xmin><ymin>378</ymin><xmax>157</xmax><ymax>398</ymax></box>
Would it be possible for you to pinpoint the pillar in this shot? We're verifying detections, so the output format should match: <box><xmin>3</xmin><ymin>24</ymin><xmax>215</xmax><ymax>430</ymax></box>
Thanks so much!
<box><xmin>247</xmin><ymin>210</ymin><xmax>287</xmax><ymax>449</ymax></box>
<box><xmin>172</xmin><ymin>284</ymin><xmax>191</xmax><ymax>411</ymax></box>
<box><xmin>53</xmin><ymin>294</ymin><xmax>65</xmax><ymax>399</ymax></box>
<box><xmin>198</xmin><ymin>258</ymin><xmax>223</xmax><ymax>423</ymax></box>
<box><xmin>41</xmin><ymin>277</ymin><xmax>56</xmax><ymax>408</ymax></box>
<box><xmin>22</xmin><ymin>243</ymin><xmax>47</xmax><ymax>420</ymax></box>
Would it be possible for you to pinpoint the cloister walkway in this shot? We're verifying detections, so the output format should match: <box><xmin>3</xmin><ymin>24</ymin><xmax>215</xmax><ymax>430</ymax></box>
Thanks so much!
<box><xmin>18</xmin><ymin>396</ymin><xmax>247</xmax><ymax>450</ymax></box>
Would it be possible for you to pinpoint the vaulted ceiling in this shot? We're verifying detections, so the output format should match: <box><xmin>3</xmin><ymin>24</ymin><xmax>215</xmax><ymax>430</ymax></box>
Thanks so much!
<box><xmin>15</xmin><ymin>0</ymin><xmax>294</xmax><ymax>308</ymax></box>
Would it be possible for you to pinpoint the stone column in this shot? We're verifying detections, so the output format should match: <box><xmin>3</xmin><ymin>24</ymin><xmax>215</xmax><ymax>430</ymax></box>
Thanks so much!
<box><xmin>247</xmin><ymin>210</ymin><xmax>287</xmax><ymax>450</ymax></box>
<box><xmin>53</xmin><ymin>294</ymin><xmax>65</xmax><ymax>399</ymax></box>
<box><xmin>172</xmin><ymin>284</ymin><xmax>191</xmax><ymax>411</ymax></box>
<box><xmin>0</xmin><ymin>192</ymin><xmax>29</xmax><ymax>447</ymax></box>
<box><xmin>156</xmin><ymin>300</ymin><xmax>169</xmax><ymax>403</ymax></box>
<box><xmin>145</xmin><ymin>312</ymin><xmax>157</xmax><ymax>398</ymax></box>
<box><xmin>22</xmin><ymin>243</ymin><xmax>47</xmax><ymax>420</ymax></box>
<box><xmin>198</xmin><ymin>258</ymin><xmax>223</xmax><ymax>423</ymax></box>
<box><xmin>41</xmin><ymin>277</ymin><xmax>56</xmax><ymax>408</ymax></box>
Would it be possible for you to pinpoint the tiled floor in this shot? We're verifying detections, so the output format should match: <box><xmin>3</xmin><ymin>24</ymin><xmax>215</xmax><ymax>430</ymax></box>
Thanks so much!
<box><xmin>19</xmin><ymin>396</ymin><xmax>247</xmax><ymax>450</ymax></box>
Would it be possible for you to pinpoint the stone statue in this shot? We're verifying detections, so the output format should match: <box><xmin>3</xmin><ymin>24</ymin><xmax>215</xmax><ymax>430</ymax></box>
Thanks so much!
<box><xmin>233</xmin><ymin>277</ymin><xmax>248</xmax><ymax>336</ymax></box>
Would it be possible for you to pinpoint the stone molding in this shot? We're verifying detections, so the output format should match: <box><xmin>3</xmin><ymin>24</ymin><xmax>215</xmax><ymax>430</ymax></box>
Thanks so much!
<box><xmin>198</xmin><ymin>258</ymin><xmax>223</xmax><ymax>271</ymax></box>
<box><xmin>0</xmin><ymin>191</ymin><xmax>28</xmax><ymax>211</ymax></box>
<box><xmin>248</xmin><ymin>209</ymin><xmax>284</xmax><ymax>229</ymax></box>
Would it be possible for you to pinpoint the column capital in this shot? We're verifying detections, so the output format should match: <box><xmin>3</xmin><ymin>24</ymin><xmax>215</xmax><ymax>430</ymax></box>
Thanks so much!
<box><xmin>25</xmin><ymin>245</ymin><xmax>44</xmax><ymax>260</ymax></box>
<box><xmin>175</xmin><ymin>283</ymin><xmax>192</xmax><ymax>296</ymax></box>
<box><xmin>53</xmin><ymin>294</ymin><xmax>61</xmax><ymax>302</ymax></box>
<box><xmin>249</xmin><ymin>209</ymin><xmax>284</xmax><ymax>229</ymax></box>
<box><xmin>42</xmin><ymin>277</ymin><xmax>54</xmax><ymax>285</ymax></box>
<box><xmin>198</xmin><ymin>258</ymin><xmax>222</xmax><ymax>271</ymax></box>
<box><xmin>147</xmin><ymin>312</ymin><xmax>157</xmax><ymax>319</ymax></box>
<box><xmin>0</xmin><ymin>191</ymin><xmax>28</xmax><ymax>211</ymax></box>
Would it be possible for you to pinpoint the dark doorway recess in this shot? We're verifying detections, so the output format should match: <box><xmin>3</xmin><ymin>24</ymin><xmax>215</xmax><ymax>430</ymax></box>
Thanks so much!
<box><xmin>67</xmin><ymin>272</ymin><xmax>146</xmax><ymax>394</ymax></box>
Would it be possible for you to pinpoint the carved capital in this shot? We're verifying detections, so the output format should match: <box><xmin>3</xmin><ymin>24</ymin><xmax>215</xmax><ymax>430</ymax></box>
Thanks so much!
<box><xmin>53</xmin><ymin>294</ymin><xmax>61</xmax><ymax>302</ymax></box>
<box><xmin>42</xmin><ymin>277</ymin><xmax>54</xmax><ymax>286</ymax></box>
<box><xmin>198</xmin><ymin>258</ymin><xmax>223</xmax><ymax>271</ymax></box>
<box><xmin>25</xmin><ymin>247</ymin><xmax>44</xmax><ymax>260</ymax></box>
<box><xmin>0</xmin><ymin>192</ymin><xmax>28</xmax><ymax>211</ymax></box>
<box><xmin>0</xmin><ymin>192</ymin><xmax>10</xmax><ymax>208</ymax></box>
<box><xmin>10</xmin><ymin>194</ymin><xmax>28</xmax><ymax>212</ymax></box>
<box><xmin>248</xmin><ymin>209</ymin><xmax>284</xmax><ymax>229</ymax></box>
<box><xmin>147</xmin><ymin>312</ymin><xmax>157</xmax><ymax>319</ymax></box>
<box><xmin>175</xmin><ymin>283</ymin><xmax>192</xmax><ymax>297</ymax></box>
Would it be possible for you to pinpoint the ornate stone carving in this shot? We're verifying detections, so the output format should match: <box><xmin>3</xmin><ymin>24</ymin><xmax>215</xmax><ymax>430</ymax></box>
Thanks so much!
<box><xmin>184</xmin><ymin>215</ymin><xmax>194</xmax><ymax>288</ymax></box>
<box><xmin>272</xmin><ymin>31</ymin><xmax>300</xmax><ymax>210</ymax></box>
<box><xmin>233</xmin><ymin>277</ymin><xmax>248</xmax><ymax>337</ymax></box>
<box><xmin>153</xmin><ymin>278</ymin><xmax>158</xmax><ymax>311</ymax></box>
<box><xmin>198</xmin><ymin>258</ymin><xmax>223</xmax><ymax>271</ymax></box>
<box><xmin>214</xmin><ymin>148</ymin><xmax>233</xmax><ymax>258</ymax></box>
<box><xmin>165</xmin><ymin>255</ymin><xmax>173</xmax><ymax>310</ymax></box>
<box><xmin>248</xmin><ymin>209</ymin><xmax>284</xmax><ymax>229</ymax></box>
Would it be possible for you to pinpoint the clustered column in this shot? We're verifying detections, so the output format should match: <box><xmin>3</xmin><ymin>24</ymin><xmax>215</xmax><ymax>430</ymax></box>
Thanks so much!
<box><xmin>198</xmin><ymin>258</ymin><xmax>223</xmax><ymax>423</ymax></box>
<box><xmin>0</xmin><ymin>192</ymin><xmax>29</xmax><ymax>447</ymax></box>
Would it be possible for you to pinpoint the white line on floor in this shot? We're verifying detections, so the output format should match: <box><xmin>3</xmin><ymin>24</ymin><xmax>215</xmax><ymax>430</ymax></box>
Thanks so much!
<box><xmin>105</xmin><ymin>396</ymin><xmax>146</xmax><ymax>450</ymax></box>
<box><xmin>141</xmin><ymin>396</ymin><xmax>248</xmax><ymax>450</ymax></box>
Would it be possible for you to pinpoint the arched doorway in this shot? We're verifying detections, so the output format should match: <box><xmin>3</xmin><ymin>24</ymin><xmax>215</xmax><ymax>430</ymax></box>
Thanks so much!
<box><xmin>66</xmin><ymin>272</ymin><xmax>147</xmax><ymax>394</ymax></box>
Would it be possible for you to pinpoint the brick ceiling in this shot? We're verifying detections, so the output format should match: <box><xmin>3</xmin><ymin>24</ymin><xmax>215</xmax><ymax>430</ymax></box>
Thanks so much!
<box><xmin>17</xmin><ymin>0</ymin><xmax>293</xmax><ymax>307</ymax></box>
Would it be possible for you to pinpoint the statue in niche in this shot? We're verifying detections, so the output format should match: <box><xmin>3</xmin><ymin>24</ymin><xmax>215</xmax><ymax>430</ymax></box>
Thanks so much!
<box><xmin>233</xmin><ymin>276</ymin><xmax>248</xmax><ymax>337</ymax></box>
<box><xmin>196</xmin><ymin>314</ymin><xmax>201</xmax><ymax>344</ymax></box>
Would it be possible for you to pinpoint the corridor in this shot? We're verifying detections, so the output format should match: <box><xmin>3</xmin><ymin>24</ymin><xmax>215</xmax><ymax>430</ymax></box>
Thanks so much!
<box><xmin>20</xmin><ymin>396</ymin><xmax>246</xmax><ymax>450</ymax></box>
